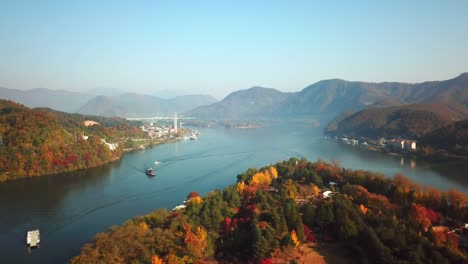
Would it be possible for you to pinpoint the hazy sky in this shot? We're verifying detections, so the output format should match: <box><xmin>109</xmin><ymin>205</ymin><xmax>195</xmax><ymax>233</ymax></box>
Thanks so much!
<box><xmin>1</xmin><ymin>0</ymin><xmax>467</xmax><ymax>99</ymax></box>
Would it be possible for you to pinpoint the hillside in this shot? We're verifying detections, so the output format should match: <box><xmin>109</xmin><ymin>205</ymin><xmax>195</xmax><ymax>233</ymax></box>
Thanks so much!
<box><xmin>324</xmin><ymin>103</ymin><xmax>459</xmax><ymax>139</ymax></box>
<box><xmin>419</xmin><ymin>119</ymin><xmax>468</xmax><ymax>156</ymax></box>
<box><xmin>71</xmin><ymin>158</ymin><xmax>468</xmax><ymax>264</ymax></box>
<box><xmin>188</xmin><ymin>73</ymin><xmax>468</xmax><ymax>122</ymax></box>
<box><xmin>0</xmin><ymin>100</ymin><xmax>146</xmax><ymax>181</ymax></box>
<box><xmin>282</xmin><ymin>73</ymin><xmax>468</xmax><ymax>119</ymax></box>
<box><xmin>78</xmin><ymin>93</ymin><xmax>217</xmax><ymax>117</ymax></box>
<box><xmin>187</xmin><ymin>86</ymin><xmax>291</xmax><ymax>119</ymax></box>
<box><xmin>0</xmin><ymin>87</ymin><xmax>94</xmax><ymax>113</ymax></box>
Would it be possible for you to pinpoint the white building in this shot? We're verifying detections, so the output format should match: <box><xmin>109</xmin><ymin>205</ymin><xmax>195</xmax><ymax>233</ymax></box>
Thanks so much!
<box><xmin>173</xmin><ymin>113</ymin><xmax>178</xmax><ymax>134</ymax></box>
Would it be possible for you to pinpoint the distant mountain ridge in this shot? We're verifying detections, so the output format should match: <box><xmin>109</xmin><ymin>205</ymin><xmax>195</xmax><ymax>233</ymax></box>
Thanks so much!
<box><xmin>187</xmin><ymin>86</ymin><xmax>291</xmax><ymax>119</ymax></box>
<box><xmin>323</xmin><ymin>73</ymin><xmax>468</xmax><ymax>139</ymax></box>
<box><xmin>0</xmin><ymin>87</ymin><xmax>217</xmax><ymax>117</ymax></box>
<box><xmin>187</xmin><ymin>73</ymin><xmax>468</xmax><ymax>122</ymax></box>
<box><xmin>78</xmin><ymin>93</ymin><xmax>218</xmax><ymax>117</ymax></box>
<box><xmin>0</xmin><ymin>87</ymin><xmax>94</xmax><ymax>113</ymax></box>
<box><xmin>2</xmin><ymin>73</ymin><xmax>467</xmax><ymax>120</ymax></box>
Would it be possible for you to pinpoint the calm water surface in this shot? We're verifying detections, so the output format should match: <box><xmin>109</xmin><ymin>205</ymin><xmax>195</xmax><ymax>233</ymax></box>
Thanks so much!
<box><xmin>1</xmin><ymin>123</ymin><xmax>467</xmax><ymax>263</ymax></box>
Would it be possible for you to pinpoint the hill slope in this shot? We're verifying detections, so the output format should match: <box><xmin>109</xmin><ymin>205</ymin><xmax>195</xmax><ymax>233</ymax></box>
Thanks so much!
<box><xmin>324</xmin><ymin>103</ymin><xmax>458</xmax><ymax>139</ymax></box>
<box><xmin>187</xmin><ymin>86</ymin><xmax>291</xmax><ymax>119</ymax></box>
<box><xmin>188</xmin><ymin>73</ymin><xmax>468</xmax><ymax>121</ymax></box>
<box><xmin>419</xmin><ymin>119</ymin><xmax>468</xmax><ymax>156</ymax></box>
<box><xmin>71</xmin><ymin>158</ymin><xmax>468</xmax><ymax>264</ymax></box>
<box><xmin>0</xmin><ymin>100</ymin><xmax>146</xmax><ymax>181</ymax></box>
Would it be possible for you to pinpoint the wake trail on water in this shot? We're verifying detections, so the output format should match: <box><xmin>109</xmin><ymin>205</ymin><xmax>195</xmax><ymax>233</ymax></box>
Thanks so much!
<box><xmin>43</xmin><ymin>148</ymin><xmax>274</xmax><ymax>235</ymax></box>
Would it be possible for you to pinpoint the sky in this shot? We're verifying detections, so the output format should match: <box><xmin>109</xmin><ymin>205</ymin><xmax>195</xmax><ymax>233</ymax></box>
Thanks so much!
<box><xmin>1</xmin><ymin>0</ymin><xmax>467</xmax><ymax>99</ymax></box>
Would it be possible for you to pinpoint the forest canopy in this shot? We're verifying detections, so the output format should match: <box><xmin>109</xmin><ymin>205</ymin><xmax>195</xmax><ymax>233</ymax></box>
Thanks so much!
<box><xmin>71</xmin><ymin>158</ymin><xmax>468</xmax><ymax>264</ymax></box>
<box><xmin>0</xmin><ymin>100</ymin><xmax>146</xmax><ymax>181</ymax></box>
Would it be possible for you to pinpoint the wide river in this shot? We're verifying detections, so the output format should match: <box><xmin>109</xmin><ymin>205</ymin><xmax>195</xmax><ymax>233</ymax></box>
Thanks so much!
<box><xmin>1</xmin><ymin>122</ymin><xmax>468</xmax><ymax>263</ymax></box>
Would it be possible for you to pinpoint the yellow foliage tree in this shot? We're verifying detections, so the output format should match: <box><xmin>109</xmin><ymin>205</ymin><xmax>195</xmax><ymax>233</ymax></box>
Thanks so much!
<box><xmin>249</xmin><ymin>171</ymin><xmax>271</xmax><ymax>186</ymax></box>
<box><xmin>187</xmin><ymin>196</ymin><xmax>203</xmax><ymax>206</ymax></box>
<box><xmin>151</xmin><ymin>255</ymin><xmax>164</xmax><ymax>264</ymax></box>
<box><xmin>269</xmin><ymin>166</ymin><xmax>278</xmax><ymax>179</ymax></box>
<box><xmin>139</xmin><ymin>221</ymin><xmax>149</xmax><ymax>232</ymax></box>
<box><xmin>236</xmin><ymin>181</ymin><xmax>246</xmax><ymax>194</ymax></box>
<box><xmin>291</xmin><ymin>230</ymin><xmax>300</xmax><ymax>248</ymax></box>
<box><xmin>165</xmin><ymin>253</ymin><xmax>190</xmax><ymax>264</ymax></box>
<box><xmin>359</xmin><ymin>204</ymin><xmax>368</xmax><ymax>215</ymax></box>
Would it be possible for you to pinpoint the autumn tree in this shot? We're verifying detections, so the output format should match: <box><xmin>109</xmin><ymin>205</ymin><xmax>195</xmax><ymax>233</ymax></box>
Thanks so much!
<box><xmin>183</xmin><ymin>224</ymin><xmax>208</xmax><ymax>260</ymax></box>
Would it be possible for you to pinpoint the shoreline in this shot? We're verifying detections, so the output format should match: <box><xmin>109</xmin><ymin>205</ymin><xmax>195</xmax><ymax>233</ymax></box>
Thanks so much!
<box><xmin>0</xmin><ymin>137</ymin><xmax>182</xmax><ymax>183</ymax></box>
<box><xmin>328</xmin><ymin>135</ymin><xmax>468</xmax><ymax>167</ymax></box>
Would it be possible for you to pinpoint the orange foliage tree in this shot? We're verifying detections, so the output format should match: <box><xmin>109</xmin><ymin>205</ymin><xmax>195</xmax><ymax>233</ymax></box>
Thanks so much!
<box><xmin>151</xmin><ymin>255</ymin><xmax>164</xmax><ymax>264</ymax></box>
<box><xmin>291</xmin><ymin>230</ymin><xmax>300</xmax><ymax>248</ymax></box>
<box><xmin>183</xmin><ymin>224</ymin><xmax>208</xmax><ymax>260</ymax></box>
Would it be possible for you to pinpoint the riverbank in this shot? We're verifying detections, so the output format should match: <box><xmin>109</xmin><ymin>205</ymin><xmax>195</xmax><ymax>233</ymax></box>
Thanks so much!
<box><xmin>3</xmin><ymin>125</ymin><xmax>468</xmax><ymax>264</ymax></box>
<box><xmin>0</xmin><ymin>136</ymin><xmax>182</xmax><ymax>183</ymax></box>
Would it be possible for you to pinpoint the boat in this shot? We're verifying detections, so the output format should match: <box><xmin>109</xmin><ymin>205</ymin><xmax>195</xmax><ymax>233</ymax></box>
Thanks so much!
<box><xmin>189</xmin><ymin>135</ymin><xmax>197</xmax><ymax>140</ymax></box>
<box><xmin>146</xmin><ymin>168</ymin><xmax>156</xmax><ymax>176</ymax></box>
<box><xmin>154</xmin><ymin>161</ymin><xmax>161</xmax><ymax>165</ymax></box>
<box><xmin>26</xmin><ymin>229</ymin><xmax>40</xmax><ymax>247</ymax></box>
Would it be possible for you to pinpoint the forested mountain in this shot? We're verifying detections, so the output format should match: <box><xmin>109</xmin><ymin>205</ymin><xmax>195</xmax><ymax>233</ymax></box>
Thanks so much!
<box><xmin>0</xmin><ymin>87</ymin><xmax>94</xmax><ymax>113</ymax></box>
<box><xmin>188</xmin><ymin>73</ymin><xmax>468</xmax><ymax>122</ymax></box>
<box><xmin>78</xmin><ymin>93</ymin><xmax>217</xmax><ymax>117</ymax></box>
<box><xmin>0</xmin><ymin>100</ymin><xmax>146</xmax><ymax>181</ymax></box>
<box><xmin>284</xmin><ymin>73</ymin><xmax>468</xmax><ymax>118</ymax></box>
<box><xmin>419</xmin><ymin>119</ymin><xmax>468</xmax><ymax>156</ymax></box>
<box><xmin>187</xmin><ymin>86</ymin><xmax>291</xmax><ymax>119</ymax></box>
<box><xmin>71</xmin><ymin>158</ymin><xmax>468</xmax><ymax>264</ymax></box>
<box><xmin>324</xmin><ymin>103</ymin><xmax>458</xmax><ymax>139</ymax></box>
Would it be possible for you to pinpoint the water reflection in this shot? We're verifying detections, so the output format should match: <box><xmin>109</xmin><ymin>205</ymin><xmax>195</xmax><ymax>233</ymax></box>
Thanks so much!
<box><xmin>1</xmin><ymin>123</ymin><xmax>468</xmax><ymax>264</ymax></box>
<box><xmin>0</xmin><ymin>162</ymin><xmax>117</xmax><ymax>261</ymax></box>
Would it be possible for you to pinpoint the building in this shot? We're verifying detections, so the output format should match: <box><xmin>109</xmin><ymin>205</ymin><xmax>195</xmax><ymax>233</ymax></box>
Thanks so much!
<box><xmin>173</xmin><ymin>113</ymin><xmax>178</xmax><ymax>134</ymax></box>
<box><xmin>84</xmin><ymin>120</ymin><xmax>100</xmax><ymax>126</ymax></box>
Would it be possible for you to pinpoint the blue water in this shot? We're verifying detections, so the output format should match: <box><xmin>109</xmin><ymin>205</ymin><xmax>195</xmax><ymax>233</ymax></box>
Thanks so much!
<box><xmin>0</xmin><ymin>123</ymin><xmax>467</xmax><ymax>263</ymax></box>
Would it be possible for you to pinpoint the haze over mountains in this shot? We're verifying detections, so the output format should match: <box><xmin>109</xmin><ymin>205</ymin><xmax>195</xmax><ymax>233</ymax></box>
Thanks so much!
<box><xmin>0</xmin><ymin>87</ymin><xmax>217</xmax><ymax>117</ymax></box>
<box><xmin>0</xmin><ymin>87</ymin><xmax>95</xmax><ymax>113</ymax></box>
<box><xmin>1</xmin><ymin>73</ymin><xmax>467</xmax><ymax>122</ymax></box>
<box><xmin>188</xmin><ymin>73</ymin><xmax>468</xmax><ymax>123</ymax></box>
<box><xmin>78</xmin><ymin>93</ymin><xmax>218</xmax><ymax>117</ymax></box>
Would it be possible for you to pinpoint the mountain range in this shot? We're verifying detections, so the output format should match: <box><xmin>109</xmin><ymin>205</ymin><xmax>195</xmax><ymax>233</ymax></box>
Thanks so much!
<box><xmin>2</xmin><ymin>73</ymin><xmax>467</xmax><ymax>121</ymax></box>
<box><xmin>187</xmin><ymin>73</ymin><xmax>468</xmax><ymax>123</ymax></box>
<box><xmin>0</xmin><ymin>87</ymin><xmax>217</xmax><ymax>117</ymax></box>
<box><xmin>0</xmin><ymin>87</ymin><xmax>95</xmax><ymax>113</ymax></box>
<box><xmin>78</xmin><ymin>93</ymin><xmax>217</xmax><ymax>117</ymax></box>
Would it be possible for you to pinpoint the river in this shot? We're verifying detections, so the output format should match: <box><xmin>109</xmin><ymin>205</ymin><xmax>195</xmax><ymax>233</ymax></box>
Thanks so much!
<box><xmin>1</xmin><ymin>122</ymin><xmax>467</xmax><ymax>263</ymax></box>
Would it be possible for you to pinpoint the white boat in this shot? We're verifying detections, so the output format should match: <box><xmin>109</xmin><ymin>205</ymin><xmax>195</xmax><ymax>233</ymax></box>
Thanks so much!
<box><xmin>27</xmin><ymin>229</ymin><xmax>40</xmax><ymax>247</ymax></box>
<box><xmin>189</xmin><ymin>134</ymin><xmax>197</xmax><ymax>140</ymax></box>
<box><xmin>154</xmin><ymin>161</ymin><xmax>161</xmax><ymax>165</ymax></box>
